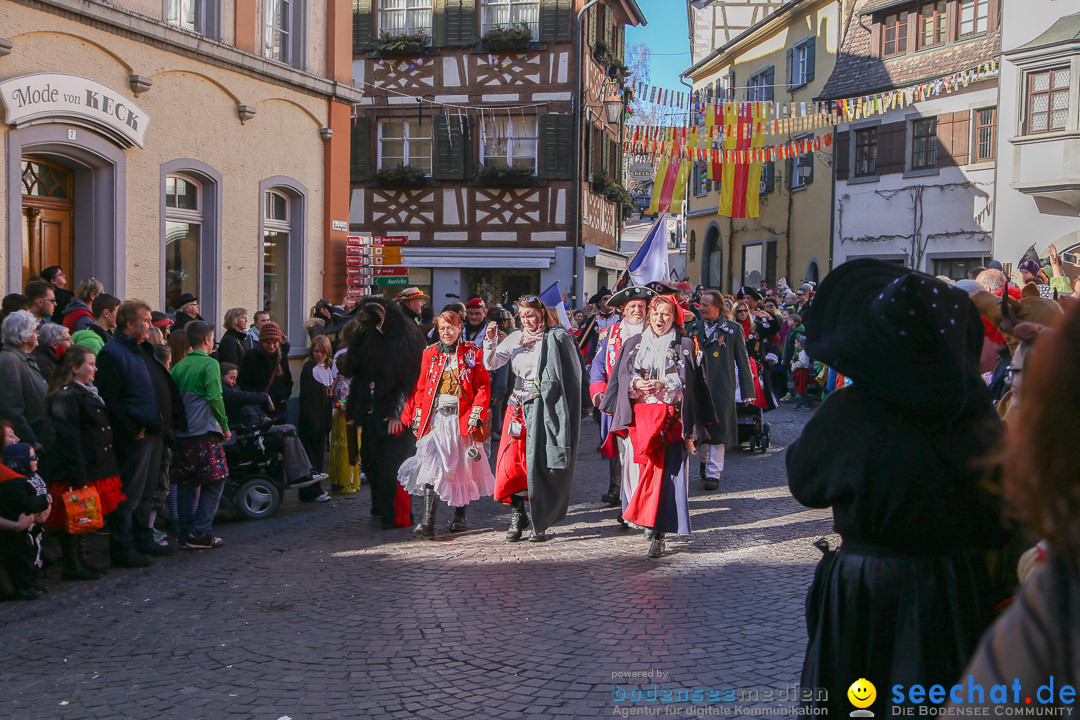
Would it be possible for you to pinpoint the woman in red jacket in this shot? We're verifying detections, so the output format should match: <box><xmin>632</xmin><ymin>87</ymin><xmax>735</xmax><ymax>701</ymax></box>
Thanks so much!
<box><xmin>398</xmin><ymin>311</ymin><xmax>494</xmax><ymax>537</ymax></box>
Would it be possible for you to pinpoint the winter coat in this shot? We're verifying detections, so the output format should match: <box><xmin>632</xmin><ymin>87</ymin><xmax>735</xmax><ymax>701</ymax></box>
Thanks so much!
<box><xmin>685</xmin><ymin>319</ymin><xmax>755</xmax><ymax>447</ymax></box>
<box><xmin>61</xmin><ymin>298</ymin><xmax>94</xmax><ymax>332</ymax></box>
<box><xmin>140</xmin><ymin>341</ymin><xmax>186</xmax><ymax>444</ymax></box>
<box><xmin>222</xmin><ymin>384</ymin><xmax>273</xmax><ymax>428</ymax></box>
<box><xmin>402</xmin><ymin>343</ymin><xmax>490</xmax><ymax>438</ymax></box>
<box><xmin>34</xmin><ymin>345</ymin><xmax>60</xmax><ymax>384</ymax></box>
<box><xmin>96</xmin><ymin>331</ymin><xmax>163</xmax><ymax>445</ymax></box>
<box><xmin>782</xmin><ymin>322</ymin><xmax>805</xmax><ymax>367</ymax></box>
<box><xmin>173</xmin><ymin>309</ymin><xmax>204</xmax><ymax>331</ymax></box>
<box><xmin>299</xmin><ymin>360</ymin><xmax>334</xmax><ymax>439</ymax></box>
<box><xmin>46</xmin><ymin>383</ymin><xmax>119</xmax><ymax>488</ymax></box>
<box><xmin>600</xmin><ymin>333</ymin><xmax>716</xmax><ymax>445</ymax></box>
<box><xmin>238</xmin><ymin>348</ymin><xmax>293</xmax><ymax>420</ymax></box>
<box><xmin>171</xmin><ymin>350</ymin><xmax>229</xmax><ymax>437</ymax></box>
<box><xmin>523</xmin><ymin>327</ymin><xmax>582</xmax><ymax>535</ymax></box>
<box><xmin>215</xmin><ymin>327</ymin><xmax>248</xmax><ymax>367</ymax></box>
<box><xmin>0</xmin><ymin>345</ymin><xmax>51</xmax><ymax>447</ymax></box>
<box><xmin>71</xmin><ymin>325</ymin><xmax>111</xmax><ymax>355</ymax></box>
<box><xmin>51</xmin><ymin>286</ymin><xmax>74</xmax><ymax>324</ymax></box>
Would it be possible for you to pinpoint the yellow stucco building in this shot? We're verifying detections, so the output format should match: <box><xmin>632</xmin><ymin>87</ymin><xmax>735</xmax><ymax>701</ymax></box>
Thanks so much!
<box><xmin>682</xmin><ymin>0</ymin><xmax>841</xmax><ymax>292</ymax></box>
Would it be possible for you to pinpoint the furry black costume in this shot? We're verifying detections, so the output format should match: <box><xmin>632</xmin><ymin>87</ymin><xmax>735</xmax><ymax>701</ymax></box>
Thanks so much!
<box><xmin>339</xmin><ymin>298</ymin><xmax>425</xmax><ymax>528</ymax></box>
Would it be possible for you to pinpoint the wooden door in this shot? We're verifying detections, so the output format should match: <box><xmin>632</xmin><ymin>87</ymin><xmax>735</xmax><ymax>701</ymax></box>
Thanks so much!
<box><xmin>21</xmin><ymin>157</ymin><xmax>74</xmax><ymax>288</ymax></box>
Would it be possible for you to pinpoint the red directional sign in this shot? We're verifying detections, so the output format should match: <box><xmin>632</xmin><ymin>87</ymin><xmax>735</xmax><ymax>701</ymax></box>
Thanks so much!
<box><xmin>374</xmin><ymin>235</ymin><xmax>409</xmax><ymax>246</ymax></box>
<box><xmin>373</xmin><ymin>267</ymin><xmax>409</xmax><ymax>277</ymax></box>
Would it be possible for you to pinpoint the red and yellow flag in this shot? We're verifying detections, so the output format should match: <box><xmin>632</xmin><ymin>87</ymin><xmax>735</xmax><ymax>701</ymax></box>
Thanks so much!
<box><xmin>718</xmin><ymin>103</ymin><xmax>768</xmax><ymax>219</ymax></box>
<box><xmin>647</xmin><ymin>156</ymin><xmax>692</xmax><ymax>215</ymax></box>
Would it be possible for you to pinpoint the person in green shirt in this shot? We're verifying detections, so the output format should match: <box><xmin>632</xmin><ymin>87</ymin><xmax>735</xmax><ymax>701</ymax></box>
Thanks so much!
<box><xmin>169</xmin><ymin>320</ymin><xmax>230</xmax><ymax>550</ymax></box>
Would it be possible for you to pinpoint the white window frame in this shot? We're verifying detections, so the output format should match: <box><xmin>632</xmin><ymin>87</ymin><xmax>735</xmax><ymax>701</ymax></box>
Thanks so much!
<box><xmin>378</xmin><ymin>0</ymin><xmax>433</xmax><ymax>39</ymax></box>
<box><xmin>482</xmin><ymin>0</ymin><xmax>541</xmax><ymax>41</ymax></box>
<box><xmin>263</xmin><ymin>0</ymin><xmax>305</xmax><ymax>68</ymax></box>
<box><xmin>164</xmin><ymin>174</ymin><xmax>203</xmax><ymax>314</ymax></box>
<box><xmin>791</xmin><ymin>39</ymin><xmax>810</xmax><ymax>88</ymax></box>
<box><xmin>746</xmin><ymin>70</ymin><xmax>769</xmax><ymax>102</ymax></box>
<box><xmin>263</xmin><ymin>189</ymin><xmax>291</xmax><ymax>331</ymax></box>
<box><xmin>480</xmin><ymin>115</ymin><xmax>539</xmax><ymax>172</ymax></box>
<box><xmin>165</xmin><ymin>0</ymin><xmax>219</xmax><ymax>36</ymax></box>
<box><xmin>378</xmin><ymin>119</ymin><xmax>433</xmax><ymax>175</ymax></box>
<box><xmin>958</xmin><ymin>0</ymin><xmax>989</xmax><ymax>37</ymax></box>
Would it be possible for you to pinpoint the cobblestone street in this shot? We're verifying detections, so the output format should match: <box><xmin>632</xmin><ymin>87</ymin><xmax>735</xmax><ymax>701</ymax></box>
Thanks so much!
<box><xmin>0</xmin><ymin>407</ymin><xmax>832</xmax><ymax>720</ymax></box>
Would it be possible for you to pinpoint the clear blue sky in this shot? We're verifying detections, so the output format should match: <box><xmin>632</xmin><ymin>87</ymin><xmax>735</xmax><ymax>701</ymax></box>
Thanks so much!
<box><xmin>626</xmin><ymin>0</ymin><xmax>692</xmax><ymax>95</ymax></box>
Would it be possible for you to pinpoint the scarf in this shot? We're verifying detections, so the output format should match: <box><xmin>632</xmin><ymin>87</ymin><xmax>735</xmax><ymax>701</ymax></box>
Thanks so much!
<box><xmin>520</xmin><ymin>325</ymin><xmax>544</xmax><ymax>349</ymax></box>
<box><xmin>633</xmin><ymin>328</ymin><xmax>677</xmax><ymax>380</ymax></box>
<box><xmin>76</xmin><ymin>381</ymin><xmax>102</xmax><ymax>400</ymax></box>
<box><xmin>703</xmin><ymin>318</ymin><xmax>722</xmax><ymax>342</ymax></box>
<box><xmin>738</xmin><ymin>316</ymin><xmax>753</xmax><ymax>339</ymax></box>
<box><xmin>437</xmin><ymin>339</ymin><xmax>460</xmax><ymax>355</ymax></box>
<box><xmin>621</xmin><ymin>322</ymin><xmax>644</xmax><ymax>340</ymax></box>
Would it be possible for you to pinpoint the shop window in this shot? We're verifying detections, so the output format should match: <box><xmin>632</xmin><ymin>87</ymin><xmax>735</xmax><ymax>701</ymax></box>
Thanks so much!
<box><xmin>958</xmin><ymin>0</ymin><xmax>989</xmax><ymax>37</ymax></box>
<box><xmin>379</xmin><ymin>119</ymin><xmax>433</xmax><ymax>174</ymax></box>
<box><xmin>1025</xmin><ymin>66</ymin><xmax>1071</xmax><ymax>134</ymax></box>
<box><xmin>974</xmin><ymin>107</ymin><xmax>997</xmax><ymax>161</ymax></box>
<box><xmin>919</xmin><ymin>1</ymin><xmax>948</xmax><ymax>49</ymax></box>
<box><xmin>263</xmin><ymin>0</ymin><xmax>306</xmax><ymax>69</ymax></box>
<box><xmin>881</xmin><ymin>11</ymin><xmax>909</xmax><ymax>57</ymax></box>
<box><xmin>482</xmin><ymin>0</ymin><xmax>540</xmax><ymax>41</ymax></box>
<box><xmin>855</xmin><ymin>127</ymin><xmax>878</xmax><ymax>177</ymax></box>
<box><xmin>481</xmin><ymin>115</ymin><xmax>538</xmax><ymax>172</ymax></box>
<box><xmin>378</xmin><ymin>0</ymin><xmax>432</xmax><ymax>39</ymax></box>
<box><xmin>165</xmin><ymin>0</ymin><xmax>219</xmax><ymax>37</ymax></box>
<box><xmin>164</xmin><ymin>174</ymin><xmax>202</xmax><ymax>314</ymax></box>
<box><xmin>911</xmin><ymin>117</ymin><xmax>938</xmax><ymax>170</ymax></box>
<box><xmin>463</xmin><ymin>267</ymin><xmax>540</xmax><ymax>306</ymax></box>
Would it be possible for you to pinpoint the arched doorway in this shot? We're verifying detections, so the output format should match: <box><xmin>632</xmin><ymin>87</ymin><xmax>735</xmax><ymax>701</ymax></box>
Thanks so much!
<box><xmin>806</xmin><ymin>258</ymin><xmax>820</xmax><ymax>285</ymax></box>
<box><xmin>704</xmin><ymin>225</ymin><xmax>723</xmax><ymax>290</ymax></box>
<box><xmin>21</xmin><ymin>157</ymin><xmax>74</xmax><ymax>288</ymax></box>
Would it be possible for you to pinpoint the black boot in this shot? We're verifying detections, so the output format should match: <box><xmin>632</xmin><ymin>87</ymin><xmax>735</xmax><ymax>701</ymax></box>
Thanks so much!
<box><xmin>601</xmin><ymin>457</ymin><xmax>621</xmax><ymax>506</ymax></box>
<box><xmin>600</xmin><ymin>482</ymin><xmax>620</xmax><ymax>507</ymax></box>
<box><xmin>448</xmin><ymin>506</ymin><xmax>467</xmax><ymax>533</ymax></box>
<box><xmin>61</xmin><ymin>535</ymin><xmax>100</xmax><ymax>581</ymax></box>
<box><xmin>505</xmin><ymin>496</ymin><xmax>530</xmax><ymax>542</ymax></box>
<box><xmin>75</xmin><ymin>535</ymin><xmax>108</xmax><ymax>577</ymax></box>
<box><xmin>414</xmin><ymin>486</ymin><xmax>437</xmax><ymax>538</ymax></box>
<box><xmin>647</xmin><ymin>531</ymin><xmax>665</xmax><ymax>558</ymax></box>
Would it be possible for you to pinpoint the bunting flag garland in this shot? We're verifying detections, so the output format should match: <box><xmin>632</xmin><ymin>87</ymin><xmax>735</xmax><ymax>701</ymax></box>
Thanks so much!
<box><xmin>628</xmin><ymin>131</ymin><xmax>833</xmax><ymax>167</ymax></box>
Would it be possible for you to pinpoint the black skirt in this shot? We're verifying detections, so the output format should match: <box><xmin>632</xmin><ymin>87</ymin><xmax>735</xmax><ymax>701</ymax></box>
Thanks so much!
<box><xmin>801</xmin><ymin>542</ymin><xmax>996</xmax><ymax>716</ymax></box>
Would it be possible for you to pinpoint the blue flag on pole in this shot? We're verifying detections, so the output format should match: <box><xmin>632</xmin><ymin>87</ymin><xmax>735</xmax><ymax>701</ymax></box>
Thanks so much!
<box><xmin>538</xmin><ymin>281</ymin><xmax>571</xmax><ymax>327</ymax></box>
<box><xmin>627</xmin><ymin>214</ymin><xmax>669</xmax><ymax>287</ymax></box>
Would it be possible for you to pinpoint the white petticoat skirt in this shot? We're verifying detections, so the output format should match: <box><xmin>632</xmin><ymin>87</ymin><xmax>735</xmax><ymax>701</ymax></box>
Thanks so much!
<box><xmin>397</xmin><ymin>400</ymin><xmax>495</xmax><ymax>507</ymax></box>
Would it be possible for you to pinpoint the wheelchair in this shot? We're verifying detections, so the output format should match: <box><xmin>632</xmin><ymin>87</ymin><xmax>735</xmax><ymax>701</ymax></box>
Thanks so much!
<box><xmin>219</xmin><ymin>418</ymin><xmax>322</xmax><ymax>520</ymax></box>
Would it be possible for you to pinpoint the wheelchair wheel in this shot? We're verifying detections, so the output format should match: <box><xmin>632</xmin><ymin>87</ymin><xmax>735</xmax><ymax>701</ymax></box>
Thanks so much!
<box><xmin>234</xmin><ymin>476</ymin><xmax>281</xmax><ymax>520</ymax></box>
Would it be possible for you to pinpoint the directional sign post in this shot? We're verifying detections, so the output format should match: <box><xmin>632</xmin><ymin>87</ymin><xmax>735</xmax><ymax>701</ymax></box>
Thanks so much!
<box><xmin>373</xmin><ymin>276</ymin><xmax>410</xmax><ymax>287</ymax></box>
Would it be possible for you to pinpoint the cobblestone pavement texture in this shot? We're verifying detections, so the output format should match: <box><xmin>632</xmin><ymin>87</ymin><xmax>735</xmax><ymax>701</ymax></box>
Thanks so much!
<box><xmin>0</xmin><ymin>406</ymin><xmax>833</xmax><ymax>719</ymax></box>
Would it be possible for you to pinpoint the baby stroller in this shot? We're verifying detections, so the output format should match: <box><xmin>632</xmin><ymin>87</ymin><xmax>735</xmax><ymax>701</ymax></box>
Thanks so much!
<box><xmin>735</xmin><ymin>402</ymin><xmax>771</xmax><ymax>453</ymax></box>
<box><xmin>219</xmin><ymin>418</ymin><xmax>322</xmax><ymax>520</ymax></box>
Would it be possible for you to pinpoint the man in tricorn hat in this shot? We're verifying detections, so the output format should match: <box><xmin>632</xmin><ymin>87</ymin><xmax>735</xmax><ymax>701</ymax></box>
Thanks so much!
<box><xmin>578</xmin><ymin>287</ymin><xmax>618</xmax><ymax>361</ymax></box>
<box><xmin>589</xmin><ymin>285</ymin><xmax>654</xmax><ymax>511</ymax></box>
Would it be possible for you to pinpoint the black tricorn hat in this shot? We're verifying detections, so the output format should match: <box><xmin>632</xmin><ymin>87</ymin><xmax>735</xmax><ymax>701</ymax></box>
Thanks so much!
<box><xmin>589</xmin><ymin>287</ymin><xmax>613</xmax><ymax>305</ymax></box>
<box><xmin>737</xmin><ymin>285</ymin><xmax>762</xmax><ymax>301</ymax></box>
<box><xmin>648</xmin><ymin>281</ymin><xmax>680</xmax><ymax>295</ymax></box>
<box><xmin>608</xmin><ymin>285</ymin><xmax>656</xmax><ymax>308</ymax></box>
<box><xmin>804</xmin><ymin>258</ymin><xmax>987</xmax><ymax>414</ymax></box>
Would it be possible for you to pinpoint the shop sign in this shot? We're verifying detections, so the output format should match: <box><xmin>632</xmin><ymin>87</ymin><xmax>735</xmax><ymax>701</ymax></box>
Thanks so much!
<box><xmin>0</xmin><ymin>73</ymin><xmax>149</xmax><ymax>148</ymax></box>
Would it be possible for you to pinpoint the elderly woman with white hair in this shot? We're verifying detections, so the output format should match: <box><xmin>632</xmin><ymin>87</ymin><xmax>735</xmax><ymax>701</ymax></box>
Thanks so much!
<box><xmin>34</xmin><ymin>322</ymin><xmax>72</xmax><ymax>381</ymax></box>
<box><xmin>0</xmin><ymin>311</ymin><xmax>52</xmax><ymax>447</ymax></box>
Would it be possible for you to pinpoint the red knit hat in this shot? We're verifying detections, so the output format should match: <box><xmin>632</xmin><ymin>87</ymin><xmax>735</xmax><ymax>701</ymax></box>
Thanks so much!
<box><xmin>259</xmin><ymin>321</ymin><xmax>283</xmax><ymax>344</ymax></box>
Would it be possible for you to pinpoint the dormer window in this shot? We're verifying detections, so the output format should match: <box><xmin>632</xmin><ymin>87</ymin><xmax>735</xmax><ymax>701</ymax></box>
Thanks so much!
<box><xmin>882</xmin><ymin>11</ymin><xmax>909</xmax><ymax>57</ymax></box>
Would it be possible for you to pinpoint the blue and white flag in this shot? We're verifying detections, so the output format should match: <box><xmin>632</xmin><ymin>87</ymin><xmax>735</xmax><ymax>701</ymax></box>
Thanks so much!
<box><xmin>628</xmin><ymin>214</ymin><xmax>669</xmax><ymax>287</ymax></box>
<box><xmin>538</xmin><ymin>281</ymin><xmax>571</xmax><ymax>327</ymax></box>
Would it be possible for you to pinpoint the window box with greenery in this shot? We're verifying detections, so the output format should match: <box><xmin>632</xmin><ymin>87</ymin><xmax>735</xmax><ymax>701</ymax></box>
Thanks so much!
<box><xmin>591</xmin><ymin>171</ymin><xmax>612</xmax><ymax>194</ymax></box>
<box><xmin>473</xmin><ymin>165</ymin><xmax>537</xmax><ymax>187</ymax></box>
<box><xmin>480</xmin><ymin>22</ymin><xmax>534</xmax><ymax>52</ymax></box>
<box><xmin>605</xmin><ymin>183</ymin><xmax>635</xmax><ymax>220</ymax></box>
<box><xmin>592</xmin><ymin>40</ymin><xmax>610</xmax><ymax>65</ymax></box>
<box><xmin>606</xmin><ymin>59</ymin><xmax>629</xmax><ymax>82</ymax></box>
<box><xmin>370</xmin><ymin>30</ymin><xmax>430</xmax><ymax>57</ymax></box>
<box><xmin>372</xmin><ymin>165</ymin><xmax>429</xmax><ymax>187</ymax></box>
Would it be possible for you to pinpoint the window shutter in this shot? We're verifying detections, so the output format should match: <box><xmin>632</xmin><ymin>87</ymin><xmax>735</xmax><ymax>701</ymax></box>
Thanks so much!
<box><xmin>765</xmin><ymin>65</ymin><xmax>775</xmax><ymax>101</ymax></box>
<box><xmin>433</xmin><ymin>0</ymin><xmax>476</xmax><ymax>47</ymax></box>
<box><xmin>785</xmin><ymin>48</ymin><xmax>793</xmax><ymax>88</ymax></box>
<box><xmin>951</xmin><ymin>111</ymin><xmax>970</xmax><ymax>166</ymax></box>
<box><xmin>587</xmin><ymin>5</ymin><xmax>597</xmax><ymax>48</ymax></box>
<box><xmin>836</xmin><ymin>130</ymin><xmax>850</xmax><ymax>181</ymax></box>
<box><xmin>539</xmin><ymin>113</ymin><xmax>574</xmax><ymax>179</ymax></box>
<box><xmin>785</xmin><ymin>156</ymin><xmax>794</xmax><ymax>188</ymax></box>
<box><xmin>433</xmin><ymin>115</ymin><xmax>471</xmax><ymax>180</ymax></box>
<box><xmin>805</xmin><ymin>36</ymin><xmax>816</xmax><ymax>82</ymax></box>
<box><xmin>764</xmin><ymin>161</ymin><xmax>775</xmax><ymax>193</ymax></box>
<box><xmin>353</xmin><ymin>0</ymin><xmax>373</xmax><ymax>52</ymax></box>
<box><xmin>350</xmin><ymin>117</ymin><xmax>371</xmax><ymax>182</ymax></box>
<box><xmin>870</xmin><ymin>22</ymin><xmax>882</xmax><ymax>59</ymax></box>
<box><xmin>540</xmin><ymin>0</ymin><xmax>572</xmax><ymax>43</ymax></box>
<box><xmin>805</xmin><ymin>152</ymin><xmax>814</xmax><ymax>184</ymax></box>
